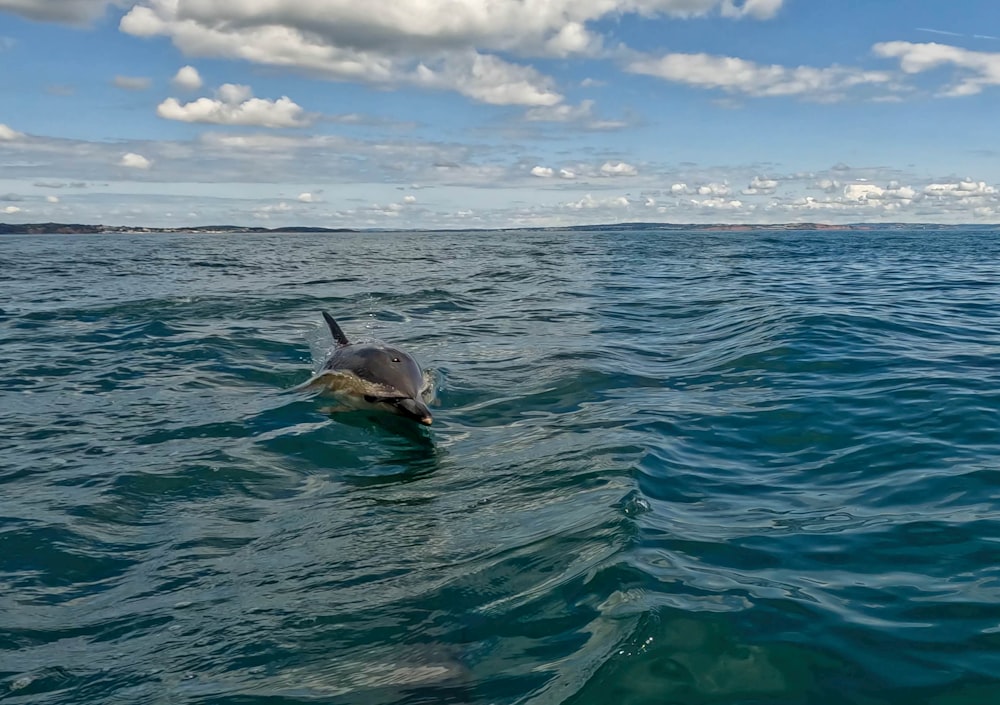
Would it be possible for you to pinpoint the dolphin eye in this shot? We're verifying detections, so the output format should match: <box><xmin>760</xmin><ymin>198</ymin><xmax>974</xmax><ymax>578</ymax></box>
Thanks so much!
<box><xmin>392</xmin><ymin>357</ymin><xmax>400</xmax><ymax>363</ymax></box>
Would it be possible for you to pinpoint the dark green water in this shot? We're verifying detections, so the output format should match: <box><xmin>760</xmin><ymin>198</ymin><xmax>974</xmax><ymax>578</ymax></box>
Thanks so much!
<box><xmin>2</xmin><ymin>228</ymin><xmax>1000</xmax><ymax>704</ymax></box>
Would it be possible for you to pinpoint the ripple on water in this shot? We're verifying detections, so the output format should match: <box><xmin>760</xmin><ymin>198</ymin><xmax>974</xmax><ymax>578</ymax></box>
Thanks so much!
<box><xmin>3</xmin><ymin>229</ymin><xmax>1000</xmax><ymax>704</ymax></box>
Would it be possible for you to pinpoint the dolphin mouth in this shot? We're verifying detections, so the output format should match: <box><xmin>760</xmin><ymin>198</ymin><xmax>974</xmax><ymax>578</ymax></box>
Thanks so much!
<box><xmin>394</xmin><ymin>397</ymin><xmax>433</xmax><ymax>426</ymax></box>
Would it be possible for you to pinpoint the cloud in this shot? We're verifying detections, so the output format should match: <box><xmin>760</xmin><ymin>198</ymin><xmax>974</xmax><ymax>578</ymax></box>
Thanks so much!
<box><xmin>567</xmin><ymin>193</ymin><xmax>633</xmax><ymax>210</ymax></box>
<box><xmin>156</xmin><ymin>84</ymin><xmax>311</xmax><ymax>127</ymax></box>
<box><xmin>2</xmin><ymin>205</ymin><xmax>22</xmax><ymax>214</ymax></box>
<box><xmin>413</xmin><ymin>52</ymin><xmax>561</xmax><ymax>106</ymax></box>
<box><xmin>0</xmin><ymin>0</ymin><xmax>120</xmax><ymax>25</ymax></box>
<box><xmin>697</xmin><ymin>182</ymin><xmax>731</xmax><ymax>195</ymax></box>
<box><xmin>403</xmin><ymin>195</ymin><xmax>417</xmax><ymax>203</ymax></box>
<box><xmin>257</xmin><ymin>201</ymin><xmax>291</xmax><ymax>212</ymax></box>
<box><xmin>600</xmin><ymin>161</ymin><xmax>638</xmax><ymax>176</ymax></box>
<box><xmin>121</xmin><ymin>5</ymin><xmax>562</xmax><ymax>106</ymax></box>
<box><xmin>172</xmin><ymin>65</ymin><xmax>204</xmax><ymax>91</ymax></box>
<box><xmin>873</xmin><ymin>41</ymin><xmax>1000</xmax><ymax>96</ymax></box>
<box><xmin>526</xmin><ymin>100</ymin><xmax>596</xmax><ymax>122</ymax></box>
<box><xmin>720</xmin><ymin>0</ymin><xmax>783</xmax><ymax>19</ymax></box>
<box><xmin>46</xmin><ymin>195</ymin><xmax>60</xmax><ymax>203</ymax></box>
<box><xmin>691</xmin><ymin>196</ymin><xmax>744</xmax><ymax>209</ymax></box>
<box><xmin>627</xmin><ymin>51</ymin><xmax>894</xmax><ymax>100</ymax></box>
<box><xmin>252</xmin><ymin>201</ymin><xmax>296</xmax><ymax>220</ymax></box>
<box><xmin>118</xmin><ymin>1</ymin><xmax>786</xmax><ymax>107</ymax></box>
<box><xmin>742</xmin><ymin>175</ymin><xmax>778</xmax><ymax>194</ymax></box>
<box><xmin>13</xmin><ymin>108</ymin><xmax>995</xmax><ymax>228</ymax></box>
<box><xmin>533</xmin><ymin>162</ymin><xmax>638</xmax><ymax>180</ymax></box>
<box><xmin>544</xmin><ymin>21</ymin><xmax>601</xmax><ymax>57</ymax></box>
<box><xmin>924</xmin><ymin>180</ymin><xmax>996</xmax><ymax>198</ymax></box>
<box><xmin>119</xmin><ymin>1</ymin><xmax>783</xmax><ymax>58</ymax></box>
<box><xmin>523</xmin><ymin>99</ymin><xmax>628</xmax><ymax>129</ymax></box>
<box><xmin>34</xmin><ymin>181</ymin><xmax>88</xmax><ymax>189</ymax></box>
<box><xmin>113</xmin><ymin>75</ymin><xmax>152</xmax><ymax>91</ymax></box>
<box><xmin>773</xmin><ymin>175</ymin><xmax>998</xmax><ymax>219</ymax></box>
<box><xmin>0</xmin><ymin>123</ymin><xmax>23</xmax><ymax>140</ymax></box>
<box><xmin>843</xmin><ymin>182</ymin><xmax>886</xmax><ymax>201</ymax></box>
<box><xmin>216</xmin><ymin>83</ymin><xmax>252</xmax><ymax>104</ymax></box>
<box><xmin>119</xmin><ymin>152</ymin><xmax>152</xmax><ymax>169</ymax></box>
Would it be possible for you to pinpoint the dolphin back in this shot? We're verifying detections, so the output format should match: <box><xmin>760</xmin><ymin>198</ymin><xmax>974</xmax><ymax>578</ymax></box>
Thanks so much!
<box><xmin>322</xmin><ymin>311</ymin><xmax>350</xmax><ymax>346</ymax></box>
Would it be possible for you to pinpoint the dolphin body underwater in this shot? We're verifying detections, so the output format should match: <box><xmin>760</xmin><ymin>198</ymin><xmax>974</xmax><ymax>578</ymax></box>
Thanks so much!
<box><xmin>296</xmin><ymin>312</ymin><xmax>434</xmax><ymax>426</ymax></box>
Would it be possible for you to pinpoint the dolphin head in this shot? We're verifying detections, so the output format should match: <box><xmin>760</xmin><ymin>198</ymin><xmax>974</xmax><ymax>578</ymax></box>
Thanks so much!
<box><xmin>346</xmin><ymin>345</ymin><xmax>433</xmax><ymax>425</ymax></box>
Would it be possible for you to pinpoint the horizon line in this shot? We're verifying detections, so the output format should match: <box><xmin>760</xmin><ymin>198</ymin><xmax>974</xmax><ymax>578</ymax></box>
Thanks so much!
<box><xmin>3</xmin><ymin>220</ymin><xmax>1000</xmax><ymax>235</ymax></box>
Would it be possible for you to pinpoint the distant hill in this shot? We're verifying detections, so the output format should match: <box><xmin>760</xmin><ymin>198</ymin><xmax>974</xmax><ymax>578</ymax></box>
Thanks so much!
<box><xmin>0</xmin><ymin>222</ymin><xmax>357</xmax><ymax>235</ymax></box>
<box><xmin>1</xmin><ymin>221</ymin><xmax>995</xmax><ymax>235</ymax></box>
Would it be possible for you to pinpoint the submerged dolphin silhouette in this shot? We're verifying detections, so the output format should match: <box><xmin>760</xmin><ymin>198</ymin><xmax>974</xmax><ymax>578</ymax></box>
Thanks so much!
<box><xmin>296</xmin><ymin>312</ymin><xmax>434</xmax><ymax>426</ymax></box>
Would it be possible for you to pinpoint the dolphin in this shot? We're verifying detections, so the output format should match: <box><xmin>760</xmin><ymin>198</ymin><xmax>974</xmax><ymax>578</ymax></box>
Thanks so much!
<box><xmin>296</xmin><ymin>311</ymin><xmax>434</xmax><ymax>426</ymax></box>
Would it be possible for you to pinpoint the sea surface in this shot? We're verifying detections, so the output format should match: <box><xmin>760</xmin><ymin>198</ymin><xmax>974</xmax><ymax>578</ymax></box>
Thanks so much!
<box><xmin>2</xmin><ymin>227</ymin><xmax>1000</xmax><ymax>705</ymax></box>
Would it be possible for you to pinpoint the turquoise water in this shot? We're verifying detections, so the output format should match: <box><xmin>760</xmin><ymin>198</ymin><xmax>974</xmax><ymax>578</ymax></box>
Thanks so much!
<box><xmin>2</xmin><ymin>228</ymin><xmax>1000</xmax><ymax>704</ymax></box>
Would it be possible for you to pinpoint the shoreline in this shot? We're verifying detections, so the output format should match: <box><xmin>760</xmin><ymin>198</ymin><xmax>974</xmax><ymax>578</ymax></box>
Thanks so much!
<box><xmin>2</xmin><ymin>221</ymin><xmax>997</xmax><ymax>235</ymax></box>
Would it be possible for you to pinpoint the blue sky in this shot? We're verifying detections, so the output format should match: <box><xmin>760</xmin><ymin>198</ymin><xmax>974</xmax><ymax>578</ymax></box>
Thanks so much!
<box><xmin>2</xmin><ymin>0</ymin><xmax>1000</xmax><ymax>228</ymax></box>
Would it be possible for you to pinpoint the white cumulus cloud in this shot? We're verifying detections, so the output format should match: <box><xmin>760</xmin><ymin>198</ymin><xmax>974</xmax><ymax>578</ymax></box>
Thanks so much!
<box><xmin>567</xmin><ymin>193</ymin><xmax>633</xmax><ymax>210</ymax></box>
<box><xmin>413</xmin><ymin>51</ymin><xmax>561</xmax><ymax>106</ymax></box>
<box><xmin>2</xmin><ymin>205</ymin><xmax>22</xmax><ymax>214</ymax></box>
<box><xmin>119</xmin><ymin>152</ymin><xmax>152</xmax><ymax>169</ymax></box>
<box><xmin>600</xmin><ymin>161</ymin><xmax>637</xmax><ymax>176</ymax></box>
<box><xmin>924</xmin><ymin>180</ymin><xmax>996</xmax><ymax>197</ymax></box>
<box><xmin>171</xmin><ymin>65</ymin><xmax>203</xmax><ymax>91</ymax></box>
<box><xmin>118</xmin><ymin>1</ymin><xmax>786</xmax><ymax>107</ymax></box>
<box><xmin>873</xmin><ymin>42</ymin><xmax>1000</xmax><ymax>96</ymax></box>
<box><xmin>531</xmin><ymin>165</ymin><xmax>555</xmax><ymax>178</ymax></box>
<box><xmin>216</xmin><ymin>83</ymin><xmax>252</xmax><ymax>104</ymax></box>
<box><xmin>697</xmin><ymin>182</ymin><xmax>731</xmax><ymax>196</ymax></box>
<box><xmin>0</xmin><ymin>123</ymin><xmax>23</xmax><ymax>140</ymax></box>
<box><xmin>693</xmin><ymin>196</ymin><xmax>744</xmax><ymax>209</ymax></box>
<box><xmin>156</xmin><ymin>84</ymin><xmax>311</xmax><ymax>127</ymax></box>
<box><xmin>844</xmin><ymin>182</ymin><xmax>884</xmax><ymax>202</ymax></box>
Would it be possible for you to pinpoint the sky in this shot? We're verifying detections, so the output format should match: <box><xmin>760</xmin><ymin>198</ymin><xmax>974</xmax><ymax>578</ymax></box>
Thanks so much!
<box><xmin>2</xmin><ymin>0</ymin><xmax>1000</xmax><ymax>229</ymax></box>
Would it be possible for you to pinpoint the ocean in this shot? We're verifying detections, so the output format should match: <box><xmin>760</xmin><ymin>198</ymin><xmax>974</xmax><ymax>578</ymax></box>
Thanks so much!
<box><xmin>2</xmin><ymin>227</ymin><xmax>999</xmax><ymax>704</ymax></box>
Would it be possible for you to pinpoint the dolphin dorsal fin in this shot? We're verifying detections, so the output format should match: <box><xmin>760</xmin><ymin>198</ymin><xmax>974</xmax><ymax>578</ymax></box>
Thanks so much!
<box><xmin>322</xmin><ymin>311</ymin><xmax>350</xmax><ymax>346</ymax></box>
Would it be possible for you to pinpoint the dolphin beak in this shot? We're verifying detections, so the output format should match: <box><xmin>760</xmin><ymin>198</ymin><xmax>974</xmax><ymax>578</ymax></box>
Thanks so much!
<box><xmin>395</xmin><ymin>397</ymin><xmax>433</xmax><ymax>426</ymax></box>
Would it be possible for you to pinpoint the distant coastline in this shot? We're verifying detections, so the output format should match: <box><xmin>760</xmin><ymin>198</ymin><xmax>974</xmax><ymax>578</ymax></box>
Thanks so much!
<box><xmin>1</xmin><ymin>221</ymin><xmax>995</xmax><ymax>235</ymax></box>
<box><xmin>0</xmin><ymin>222</ymin><xmax>358</xmax><ymax>235</ymax></box>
